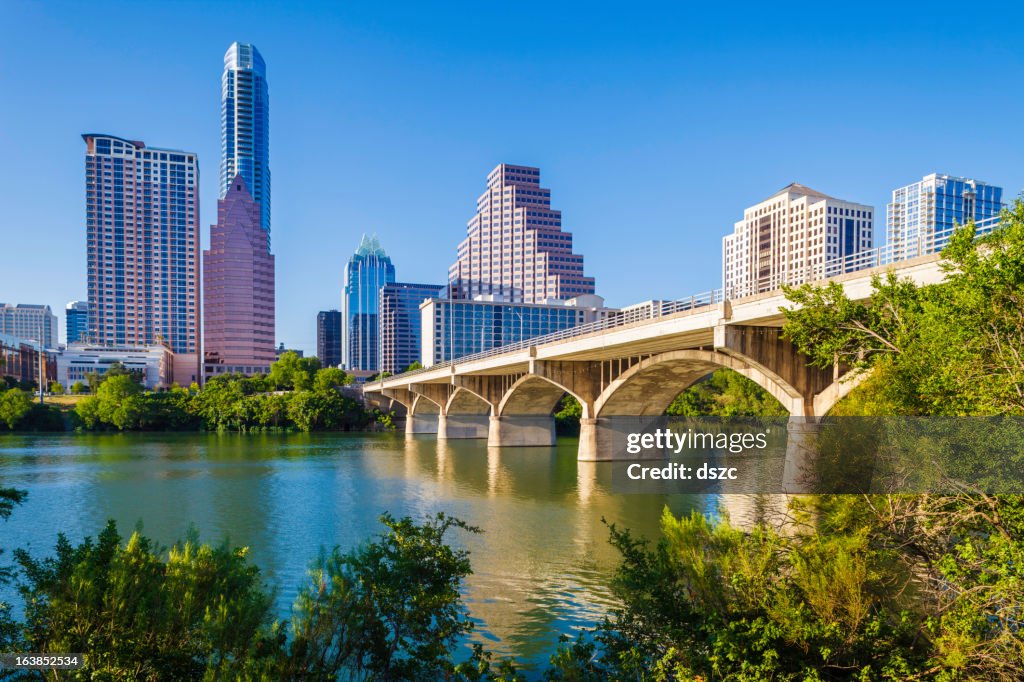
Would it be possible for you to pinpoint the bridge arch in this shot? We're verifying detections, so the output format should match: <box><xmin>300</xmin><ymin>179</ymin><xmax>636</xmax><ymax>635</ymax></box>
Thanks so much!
<box><xmin>594</xmin><ymin>349</ymin><xmax>805</xmax><ymax>418</ymax></box>
<box><xmin>497</xmin><ymin>374</ymin><xmax>583</xmax><ymax>418</ymax></box>
<box><xmin>446</xmin><ymin>386</ymin><xmax>493</xmax><ymax>416</ymax></box>
<box><xmin>409</xmin><ymin>393</ymin><xmax>442</xmax><ymax>416</ymax></box>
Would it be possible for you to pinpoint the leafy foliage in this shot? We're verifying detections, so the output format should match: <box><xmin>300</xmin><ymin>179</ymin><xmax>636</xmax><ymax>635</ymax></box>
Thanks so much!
<box><xmin>665</xmin><ymin>368</ymin><xmax>788</xmax><ymax>417</ymax></box>
<box><xmin>0</xmin><ymin>387</ymin><xmax>31</xmax><ymax>429</ymax></box>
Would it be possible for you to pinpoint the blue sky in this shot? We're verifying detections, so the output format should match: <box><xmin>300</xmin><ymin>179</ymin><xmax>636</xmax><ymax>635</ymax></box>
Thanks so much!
<box><xmin>2</xmin><ymin>1</ymin><xmax>1023</xmax><ymax>353</ymax></box>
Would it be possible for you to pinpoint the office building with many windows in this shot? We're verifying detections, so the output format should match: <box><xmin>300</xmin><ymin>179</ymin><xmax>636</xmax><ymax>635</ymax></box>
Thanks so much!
<box><xmin>378</xmin><ymin>282</ymin><xmax>445</xmax><ymax>374</ymax></box>
<box><xmin>0</xmin><ymin>303</ymin><xmax>57</xmax><ymax>349</ymax></box>
<box><xmin>342</xmin><ymin>234</ymin><xmax>396</xmax><ymax>371</ymax></box>
<box><xmin>887</xmin><ymin>173</ymin><xmax>1002</xmax><ymax>257</ymax></box>
<box><xmin>83</xmin><ymin>133</ymin><xmax>200</xmax><ymax>385</ymax></box>
<box><xmin>420</xmin><ymin>294</ymin><xmax>611</xmax><ymax>367</ymax></box>
<box><xmin>221</xmin><ymin>42</ymin><xmax>270</xmax><ymax>234</ymax></box>
<box><xmin>723</xmin><ymin>183</ymin><xmax>874</xmax><ymax>298</ymax></box>
<box><xmin>448</xmin><ymin>164</ymin><xmax>595</xmax><ymax>303</ymax></box>
<box><xmin>203</xmin><ymin>175</ymin><xmax>275</xmax><ymax>377</ymax></box>
<box><xmin>65</xmin><ymin>301</ymin><xmax>89</xmax><ymax>344</ymax></box>
<box><xmin>316</xmin><ymin>310</ymin><xmax>342</xmax><ymax>368</ymax></box>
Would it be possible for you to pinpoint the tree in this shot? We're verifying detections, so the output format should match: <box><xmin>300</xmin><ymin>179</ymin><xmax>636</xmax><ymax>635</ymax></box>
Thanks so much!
<box><xmin>14</xmin><ymin>521</ymin><xmax>279</xmax><ymax>680</ymax></box>
<box><xmin>94</xmin><ymin>374</ymin><xmax>147</xmax><ymax>430</ymax></box>
<box><xmin>267</xmin><ymin>351</ymin><xmax>321</xmax><ymax>391</ymax></box>
<box><xmin>0</xmin><ymin>388</ymin><xmax>32</xmax><ymax>429</ymax></box>
<box><xmin>782</xmin><ymin>203</ymin><xmax>1024</xmax><ymax>416</ymax></box>
<box><xmin>313</xmin><ymin>366</ymin><xmax>352</xmax><ymax>392</ymax></box>
<box><xmin>665</xmin><ymin>368</ymin><xmax>787</xmax><ymax>417</ymax></box>
<box><xmin>404</xmin><ymin>361</ymin><xmax>423</xmax><ymax>372</ymax></box>
<box><xmin>284</xmin><ymin>513</ymin><xmax>481</xmax><ymax>680</ymax></box>
<box><xmin>0</xmin><ymin>487</ymin><xmax>27</xmax><ymax>650</ymax></box>
<box><xmin>70</xmin><ymin>380</ymin><xmax>87</xmax><ymax>395</ymax></box>
<box><xmin>48</xmin><ymin>381</ymin><xmax>64</xmax><ymax>395</ymax></box>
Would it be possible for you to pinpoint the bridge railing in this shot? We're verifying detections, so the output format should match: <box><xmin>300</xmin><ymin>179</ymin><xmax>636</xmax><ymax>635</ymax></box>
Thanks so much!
<box><xmin>377</xmin><ymin>218</ymin><xmax>1003</xmax><ymax>386</ymax></box>
<box><xmin>383</xmin><ymin>289</ymin><xmax>725</xmax><ymax>382</ymax></box>
<box><xmin>724</xmin><ymin>216</ymin><xmax>1001</xmax><ymax>299</ymax></box>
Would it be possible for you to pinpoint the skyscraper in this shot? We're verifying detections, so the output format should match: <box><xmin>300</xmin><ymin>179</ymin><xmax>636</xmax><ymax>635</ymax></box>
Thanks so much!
<box><xmin>221</xmin><ymin>42</ymin><xmax>270</xmax><ymax>234</ymax></box>
<box><xmin>378</xmin><ymin>282</ymin><xmax>445</xmax><ymax>374</ymax></box>
<box><xmin>723</xmin><ymin>183</ymin><xmax>874</xmax><ymax>298</ymax></box>
<box><xmin>448</xmin><ymin>164</ymin><xmax>595</xmax><ymax>303</ymax></box>
<box><xmin>0</xmin><ymin>303</ymin><xmax>58</xmax><ymax>348</ymax></box>
<box><xmin>342</xmin><ymin>234</ymin><xmax>396</xmax><ymax>371</ymax></box>
<box><xmin>887</xmin><ymin>173</ymin><xmax>1002</xmax><ymax>257</ymax></box>
<box><xmin>203</xmin><ymin>175</ymin><xmax>276</xmax><ymax>377</ymax></box>
<box><xmin>83</xmin><ymin>134</ymin><xmax>200</xmax><ymax>385</ymax></box>
<box><xmin>316</xmin><ymin>310</ymin><xmax>342</xmax><ymax>368</ymax></box>
<box><xmin>65</xmin><ymin>301</ymin><xmax>89</xmax><ymax>344</ymax></box>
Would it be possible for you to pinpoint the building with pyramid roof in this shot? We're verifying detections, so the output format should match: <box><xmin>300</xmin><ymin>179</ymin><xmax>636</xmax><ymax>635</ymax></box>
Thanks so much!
<box><xmin>203</xmin><ymin>174</ymin><xmax>276</xmax><ymax>377</ymax></box>
<box><xmin>342</xmin><ymin>234</ymin><xmax>396</xmax><ymax>371</ymax></box>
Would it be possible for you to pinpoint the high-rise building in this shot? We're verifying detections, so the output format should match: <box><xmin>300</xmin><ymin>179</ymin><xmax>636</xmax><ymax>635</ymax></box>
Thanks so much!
<box><xmin>316</xmin><ymin>310</ymin><xmax>342</xmax><ymax>368</ymax></box>
<box><xmin>378</xmin><ymin>283</ymin><xmax>445</xmax><ymax>374</ymax></box>
<box><xmin>448</xmin><ymin>164</ymin><xmax>595</xmax><ymax>303</ymax></box>
<box><xmin>83</xmin><ymin>133</ymin><xmax>200</xmax><ymax>385</ymax></box>
<box><xmin>420</xmin><ymin>294</ymin><xmax>611</xmax><ymax>367</ymax></box>
<box><xmin>221</xmin><ymin>42</ymin><xmax>270</xmax><ymax>235</ymax></box>
<box><xmin>0</xmin><ymin>303</ymin><xmax>58</xmax><ymax>348</ymax></box>
<box><xmin>723</xmin><ymin>183</ymin><xmax>874</xmax><ymax>298</ymax></box>
<box><xmin>342</xmin><ymin>234</ymin><xmax>396</xmax><ymax>371</ymax></box>
<box><xmin>887</xmin><ymin>173</ymin><xmax>1002</xmax><ymax>257</ymax></box>
<box><xmin>203</xmin><ymin>175</ymin><xmax>276</xmax><ymax>377</ymax></box>
<box><xmin>65</xmin><ymin>301</ymin><xmax>89</xmax><ymax>344</ymax></box>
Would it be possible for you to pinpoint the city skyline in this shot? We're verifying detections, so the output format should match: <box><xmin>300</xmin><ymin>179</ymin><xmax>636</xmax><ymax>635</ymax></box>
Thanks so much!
<box><xmin>3</xmin><ymin>2</ymin><xmax>1024</xmax><ymax>354</ymax></box>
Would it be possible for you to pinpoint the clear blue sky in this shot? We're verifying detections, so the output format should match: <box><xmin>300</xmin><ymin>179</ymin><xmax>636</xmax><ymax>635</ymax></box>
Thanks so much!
<box><xmin>2</xmin><ymin>1</ymin><xmax>1022</xmax><ymax>353</ymax></box>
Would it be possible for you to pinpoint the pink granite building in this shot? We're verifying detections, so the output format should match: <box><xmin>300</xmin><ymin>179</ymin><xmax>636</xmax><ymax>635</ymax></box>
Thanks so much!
<box><xmin>448</xmin><ymin>164</ymin><xmax>595</xmax><ymax>303</ymax></box>
<box><xmin>203</xmin><ymin>175</ymin><xmax>276</xmax><ymax>377</ymax></box>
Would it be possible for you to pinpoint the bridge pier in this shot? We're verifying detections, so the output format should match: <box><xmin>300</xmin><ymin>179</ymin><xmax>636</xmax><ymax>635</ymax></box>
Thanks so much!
<box><xmin>487</xmin><ymin>415</ymin><xmax>556</xmax><ymax>447</ymax></box>
<box><xmin>782</xmin><ymin>418</ymin><xmax>823</xmax><ymax>493</ymax></box>
<box><xmin>578</xmin><ymin>416</ymin><xmax>664</xmax><ymax>461</ymax></box>
<box><xmin>405</xmin><ymin>413</ymin><xmax>439</xmax><ymax>435</ymax></box>
<box><xmin>438</xmin><ymin>413</ymin><xmax>489</xmax><ymax>439</ymax></box>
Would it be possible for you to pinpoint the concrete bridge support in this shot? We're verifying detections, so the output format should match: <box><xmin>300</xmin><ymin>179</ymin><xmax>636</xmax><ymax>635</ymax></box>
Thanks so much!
<box><xmin>488</xmin><ymin>415</ymin><xmax>556</xmax><ymax>447</ymax></box>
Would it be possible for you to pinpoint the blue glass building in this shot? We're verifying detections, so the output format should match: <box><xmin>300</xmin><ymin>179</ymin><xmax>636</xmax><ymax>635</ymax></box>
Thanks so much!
<box><xmin>221</xmin><ymin>43</ymin><xmax>270</xmax><ymax>235</ymax></box>
<box><xmin>342</xmin><ymin>235</ymin><xmax>396</xmax><ymax>371</ymax></box>
<box><xmin>420</xmin><ymin>295</ymin><xmax>609</xmax><ymax>366</ymax></box>
<box><xmin>887</xmin><ymin>173</ymin><xmax>1003</xmax><ymax>257</ymax></box>
<box><xmin>379</xmin><ymin>283</ymin><xmax>446</xmax><ymax>374</ymax></box>
<box><xmin>65</xmin><ymin>301</ymin><xmax>89</xmax><ymax>344</ymax></box>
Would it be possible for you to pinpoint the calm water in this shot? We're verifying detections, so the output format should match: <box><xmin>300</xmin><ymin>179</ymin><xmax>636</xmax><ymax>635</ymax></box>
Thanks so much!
<box><xmin>0</xmin><ymin>432</ymin><xmax>719</xmax><ymax>671</ymax></box>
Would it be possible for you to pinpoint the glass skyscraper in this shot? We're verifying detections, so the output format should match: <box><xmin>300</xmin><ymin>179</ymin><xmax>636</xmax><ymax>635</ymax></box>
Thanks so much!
<box><xmin>65</xmin><ymin>301</ymin><xmax>89</xmax><ymax>344</ymax></box>
<box><xmin>887</xmin><ymin>173</ymin><xmax>1003</xmax><ymax>257</ymax></box>
<box><xmin>342</xmin><ymin>234</ymin><xmax>396</xmax><ymax>371</ymax></box>
<box><xmin>221</xmin><ymin>42</ymin><xmax>270</xmax><ymax>235</ymax></box>
<box><xmin>378</xmin><ymin>283</ymin><xmax>445</xmax><ymax>374</ymax></box>
<box><xmin>316</xmin><ymin>310</ymin><xmax>342</xmax><ymax>369</ymax></box>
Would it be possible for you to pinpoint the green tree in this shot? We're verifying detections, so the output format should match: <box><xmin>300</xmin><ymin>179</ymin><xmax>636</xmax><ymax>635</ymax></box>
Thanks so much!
<box><xmin>14</xmin><ymin>521</ymin><xmax>280</xmax><ymax>680</ymax></box>
<box><xmin>0</xmin><ymin>388</ymin><xmax>32</xmax><ymax>429</ymax></box>
<box><xmin>268</xmin><ymin>351</ymin><xmax>321</xmax><ymax>391</ymax></box>
<box><xmin>284</xmin><ymin>513</ymin><xmax>482</xmax><ymax>680</ymax></box>
<box><xmin>313</xmin><ymin>366</ymin><xmax>352</xmax><ymax>392</ymax></box>
<box><xmin>48</xmin><ymin>381</ymin><xmax>64</xmax><ymax>395</ymax></box>
<box><xmin>404</xmin><ymin>361</ymin><xmax>423</xmax><ymax>372</ymax></box>
<box><xmin>95</xmin><ymin>374</ymin><xmax>147</xmax><ymax>430</ymax></box>
<box><xmin>665</xmin><ymin>368</ymin><xmax>787</xmax><ymax>417</ymax></box>
<box><xmin>71</xmin><ymin>380</ymin><xmax>87</xmax><ymax>394</ymax></box>
<box><xmin>0</xmin><ymin>487</ymin><xmax>27</xmax><ymax>650</ymax></box>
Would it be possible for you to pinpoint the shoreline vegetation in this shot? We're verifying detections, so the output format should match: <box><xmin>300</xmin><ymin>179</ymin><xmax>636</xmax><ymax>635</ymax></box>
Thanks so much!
<box><xmin>0</xmin><ymin>353</ymin><xmax>394</xmax><ymax>434</ymax></box>
<box><xmin>2</xmin><ymin>208</ymin><xmax>1024</xmax><ymax>679</ymax></box>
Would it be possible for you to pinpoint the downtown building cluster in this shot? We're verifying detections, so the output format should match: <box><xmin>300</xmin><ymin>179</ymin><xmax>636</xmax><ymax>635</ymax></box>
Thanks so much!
<box><xmin>320</xmin><ymin>164</ymin><xmax>609</xmax><ymax>377</ymax></box>
<box><xmin>0</xmin><ymin>39</ymin><xmax>1013</xmax><ymax>390</ymax></box>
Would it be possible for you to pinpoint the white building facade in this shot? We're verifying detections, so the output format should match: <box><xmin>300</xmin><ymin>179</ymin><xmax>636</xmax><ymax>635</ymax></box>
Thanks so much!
<box><xmin>723</xmin><ymin>184</ymin><xmax>874</xmax><ymax>298</ymax></box>
<box><xmin>0</xmin><ymin>303</ymin><xmax>58</xmax><ymax>349</ymax></box>
<box><xmin>57</xmin><ymin>343</ymin><xmax>174</xmax><ymax>390</ymax></box>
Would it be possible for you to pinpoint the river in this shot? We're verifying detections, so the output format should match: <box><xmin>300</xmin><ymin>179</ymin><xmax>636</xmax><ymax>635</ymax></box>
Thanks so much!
<box><xmin>0</xmin><ymin>432</ymin><xmax>728</xmax><ymax>672</ymax></box>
